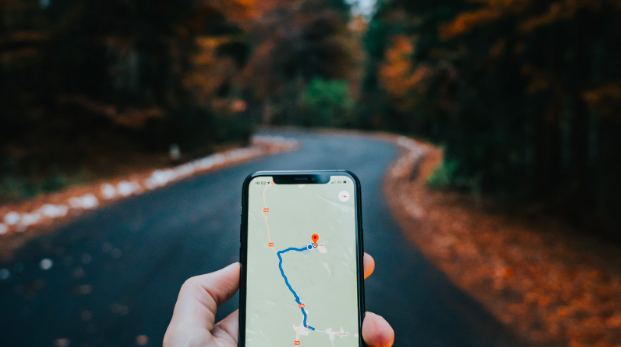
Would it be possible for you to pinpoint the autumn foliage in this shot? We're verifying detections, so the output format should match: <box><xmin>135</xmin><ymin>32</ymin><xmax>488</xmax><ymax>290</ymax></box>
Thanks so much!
<box><xmin>364</xmin><ymin>0</ymin><xmax>621</xmax><ymax>237</ymax></box>
<box><xmin>387</xmin><ymin>143</ymin><xmax>621</xmax><ymax>347</ymax></box>
<box><xmin>0</xmin><ymin>0</ymin><xmax>356</xmax><ymax>200</ymax></box>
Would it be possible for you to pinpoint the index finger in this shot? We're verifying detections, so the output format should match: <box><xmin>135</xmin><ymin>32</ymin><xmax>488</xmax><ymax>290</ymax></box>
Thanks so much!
<box><xmin>364</xmin><ymin>252</ymin><xmax>375</xmax><ymax>279</ymax></box>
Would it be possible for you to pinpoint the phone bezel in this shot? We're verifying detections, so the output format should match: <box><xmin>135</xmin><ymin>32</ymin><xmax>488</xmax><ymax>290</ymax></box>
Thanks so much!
<box><xmin>238</xmin><ymin>170</ymin><xmax>366</xmax><ymax>347</ymax></box>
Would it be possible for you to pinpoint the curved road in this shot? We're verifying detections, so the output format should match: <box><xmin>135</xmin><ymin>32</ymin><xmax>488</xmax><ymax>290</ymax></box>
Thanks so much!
<box><xmin>0</xmin><ymin>131</ymin><xmax>518</xmax><ymax>347</ymax></box>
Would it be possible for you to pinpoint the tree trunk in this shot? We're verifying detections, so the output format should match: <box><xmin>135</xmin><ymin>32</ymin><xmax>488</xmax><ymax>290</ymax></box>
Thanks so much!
<box><xmin>533</xmin><ymin>99</ymin><xmax>562</xmax><ymax>198</ymax></box>
<box><xmin>595</xmin><ymin>119</ymin><xmax>621</xmax><ymax>240</ymax></box>
<box><xmin>566</xmin><ymin>10</ymin><xmax>593</xmax><ymax>216</ymax></box>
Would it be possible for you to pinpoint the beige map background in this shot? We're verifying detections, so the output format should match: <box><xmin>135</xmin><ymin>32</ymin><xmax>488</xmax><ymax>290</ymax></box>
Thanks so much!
<box><xmin>245</xmin><ymin>175</ymin><xmax>360</xmax><ymax>347</ymax></box>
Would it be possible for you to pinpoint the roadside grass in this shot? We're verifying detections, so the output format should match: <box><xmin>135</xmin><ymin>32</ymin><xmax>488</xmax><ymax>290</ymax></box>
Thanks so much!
<box><xmin>0</xmin><ymin>172</ymin><xmax>89</xmax><ymax>203</ymax></box>
<box><xmin>425</xmin><ymin>159</ymin><xmax>458</xmax><ymax>188</ymax></box>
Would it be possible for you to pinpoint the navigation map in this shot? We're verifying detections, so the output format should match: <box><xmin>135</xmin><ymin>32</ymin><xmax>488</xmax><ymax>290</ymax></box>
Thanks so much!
<box><xmin>245</xmin><ymin>176</ymin><xmax>360</xmax><ymax>347</ymax></box>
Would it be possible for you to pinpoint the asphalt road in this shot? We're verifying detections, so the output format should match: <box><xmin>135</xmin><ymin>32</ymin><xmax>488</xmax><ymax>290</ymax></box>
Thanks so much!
<box><xmin>0</xmin><ymin>131</ymin><xmax>518</xmax><ymax>347</ymax></box>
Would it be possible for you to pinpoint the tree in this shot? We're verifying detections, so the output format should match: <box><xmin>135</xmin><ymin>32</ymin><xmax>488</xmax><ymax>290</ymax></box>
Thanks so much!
<box><xmin>241</xmin><ymin>0</ymin><xmax>357</xmax><ymax>125</ymax></box>
<box><xmin>363</xmin><ymin>0</ymin><xmax>621</xmax><ymax>237</ymax></box>
<box><xmin>0</xmin><ymin>0</ymin><xmax>255</xmax><ymax>200</ymax></box>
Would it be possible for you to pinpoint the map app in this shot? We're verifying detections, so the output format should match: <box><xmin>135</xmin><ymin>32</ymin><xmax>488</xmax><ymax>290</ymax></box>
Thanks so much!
<box><xmin>245</xmin><ymin>175</ymin><xmax>361</xmax><ymax>347</ymax></box>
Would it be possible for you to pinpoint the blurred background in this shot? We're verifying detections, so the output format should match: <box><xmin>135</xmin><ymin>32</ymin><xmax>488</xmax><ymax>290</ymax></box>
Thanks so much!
<box><xmin>1</xmin><ymin>0</ymin><xmax>621</xmax><ymax>346</ymax></box>
<box><xmin>3</xmin><ymin>0</ymin><xmax>621</xmax><ymax>234</ymax></box>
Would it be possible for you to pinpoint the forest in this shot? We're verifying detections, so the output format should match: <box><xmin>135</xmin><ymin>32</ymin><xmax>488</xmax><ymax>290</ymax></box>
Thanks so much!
<box><xmin>1</xmin><ymin>0</ymin><xmax>620</xmax><ymax>236</ymax></box>
<box><xmin>364</xmin><ymin>0</ymin><xmax>621</xmax><ymax>238</ymax></box>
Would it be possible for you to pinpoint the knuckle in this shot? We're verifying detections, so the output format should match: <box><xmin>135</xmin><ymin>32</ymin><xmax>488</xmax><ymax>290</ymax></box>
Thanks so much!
<box><xmin>182</xmin><ymin>276</ymin><xmax>200</xmax><ymax>288</ymax></box>
<box><xmin>180</xmin><ymin>276</ymin><xmax>202</xmax><ymax>293</ymax></box>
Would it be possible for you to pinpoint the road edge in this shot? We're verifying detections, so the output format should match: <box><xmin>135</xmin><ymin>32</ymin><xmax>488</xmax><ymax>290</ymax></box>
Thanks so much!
<box><xmin>0</xmin><ymin>135</ymin><xmax>299</xmax><ymax>260</ymax></box>
<box><xmin>384</xmin><ymin>136</ymin><xmax>621</xmax><ymax>347</ymax></box>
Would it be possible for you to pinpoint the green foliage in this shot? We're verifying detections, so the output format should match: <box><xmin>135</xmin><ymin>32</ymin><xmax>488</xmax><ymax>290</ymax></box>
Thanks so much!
<box><xmin>301</xmin><ymin>78</ymin><xmax>354</xmax><ymax>127</ymax></box>
<box><xmin>425</xmin><ymin>158</ymin><xmax>483</xmax><ymax>192</ymax></box>
<box><xmin>426</xmin><ymin>159</ymin><xmax>458</xmax><ymax>188</ymax></box>
<box><xmin>0</xmin><ymin>170</ymin><xmax>90</xmax><ymax>202</ymax></box>
<box><xmin>40</xmin><ymin>172</ymin><xmax>68</xmax><ymax>193</ymax></box>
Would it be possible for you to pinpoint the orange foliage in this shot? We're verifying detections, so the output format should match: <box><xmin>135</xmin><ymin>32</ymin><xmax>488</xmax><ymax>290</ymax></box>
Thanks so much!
<box><xmin>58</xmin><ymin>95</ymin><xmax>164</xmax><ymax>128</ymax></box>
<box><xmin>379</xmin><ymin>36</ymin><xmax>432</xmax><ymax>110</ymax></box>
<box><xmin>349</xmin><ymin>15</ymin><xmax>368</xmax><ymax>34</ymax></box>
<box><xmin>583</xmin><ymin>83</ymin><xmax>621</xmax><ymax>120</ymax></box>
<box><xmin>183</xmin><ymin>36</ymin><xmax>241</xmax><ymax>106</ymax></box>
<box><xmin>442</xmin><ymin>0</ymin><xmax>612</xmax><ymax>38</ymax></box>
<box><xmin>388</xmin><ymin>143</ymin><xmax>621</xmax><ymax>347</ymax></box>
<box><xmin>440</xmin><ymin>0</ymin><xmax>530</xmax><ymax>39</ymax></box>
<box><xmin>210</xmin><ymin>0</ymin><xmax>256</xmax><ymax>25</ymax></box>
<box><xmin>178</xmin><ymin>0</ymin><xmax>257</xmax><ymax>107</ymax></box>
<box><xmin>520</xmin><ymin>0</ymin><xmax>603</xmax><ymax>32</ymax></box>
<box><xmin>440</xmin><ymin>0</ymin><xmax>532</xmax><ymax>39</ymax></box>
<box><xmin>441</xmin><ymin>8</ymin><xmax>504</xmax><ymax>39</ymax></box>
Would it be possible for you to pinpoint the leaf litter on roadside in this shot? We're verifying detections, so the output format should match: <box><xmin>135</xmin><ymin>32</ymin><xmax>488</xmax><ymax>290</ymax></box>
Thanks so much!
<box><xmin>387</xmin><ymin>138</ymin><xmax>621</xmax><ymax>347</ymax></box>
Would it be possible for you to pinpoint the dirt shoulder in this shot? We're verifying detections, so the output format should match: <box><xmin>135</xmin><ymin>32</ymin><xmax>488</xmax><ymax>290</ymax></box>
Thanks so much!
<box><xmin>385</xmin><ymin>139</ymin><xmax>621</xmax><ymax>347</ymax></box>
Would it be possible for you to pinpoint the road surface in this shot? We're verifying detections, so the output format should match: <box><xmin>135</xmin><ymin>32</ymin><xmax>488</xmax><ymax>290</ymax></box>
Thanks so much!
<box><xmin>0</xmin><ymin>131</ymin><xmax>519</xmax><ymax>347</ymax></box>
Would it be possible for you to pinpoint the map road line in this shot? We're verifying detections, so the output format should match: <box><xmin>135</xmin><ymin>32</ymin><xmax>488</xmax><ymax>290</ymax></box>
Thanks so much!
<box><xmin>277</xmin><ymin>247</ymin><xmax>316</xmax><ymax>331</ymax></box>
<box><xmin>262</xmin><ymin>182</ymin><xmax>277</xmax><ymax>253</ymax></box>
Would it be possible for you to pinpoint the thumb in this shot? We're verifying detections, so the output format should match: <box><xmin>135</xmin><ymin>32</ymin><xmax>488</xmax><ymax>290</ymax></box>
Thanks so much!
<box><xmin>169</xmin><ymin>263</ymin><xmax>240</xmax><ymax>332</ymax></box>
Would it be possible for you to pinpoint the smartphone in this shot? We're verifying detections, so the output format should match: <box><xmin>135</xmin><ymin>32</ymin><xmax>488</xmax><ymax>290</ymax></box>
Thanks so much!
<box><xmin>239</xmin><ymin>170</ymin><xmax>365</xmax><ymax>347</ymax></box>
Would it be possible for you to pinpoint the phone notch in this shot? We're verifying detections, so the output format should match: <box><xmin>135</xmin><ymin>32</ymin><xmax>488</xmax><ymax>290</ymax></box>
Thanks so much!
<box><xmin>272</xmin><ymin>174</ymin><xmax>331</xmax><ymax>184</ymax></box>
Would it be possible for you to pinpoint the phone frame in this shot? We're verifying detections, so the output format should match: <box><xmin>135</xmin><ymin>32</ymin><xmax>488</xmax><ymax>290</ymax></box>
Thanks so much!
<box><xmin>239</xmin><ymin>170</ymin><xmax>366</xmax><ymax>347</ymax></box>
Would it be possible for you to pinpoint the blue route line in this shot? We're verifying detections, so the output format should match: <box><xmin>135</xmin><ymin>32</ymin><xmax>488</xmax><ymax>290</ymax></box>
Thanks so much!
<box><xmin>277</xmin><ymin>245</ymin><xmax>316</xmax><ymax>331</ymax></box>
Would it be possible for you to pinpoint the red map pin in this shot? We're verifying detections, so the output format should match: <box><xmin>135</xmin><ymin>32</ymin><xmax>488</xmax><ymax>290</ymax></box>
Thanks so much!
<box><xmin>311</xmin><ymin>234</ymin><xmax>319</xmax><ymax>243</ymax></box>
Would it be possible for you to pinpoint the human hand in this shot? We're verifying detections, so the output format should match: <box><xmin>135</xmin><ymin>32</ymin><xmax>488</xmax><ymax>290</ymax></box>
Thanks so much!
<box><xmin>164</xmin><ymin>253</ymin><xmax>394</xmax><ymax>347</ymax></box>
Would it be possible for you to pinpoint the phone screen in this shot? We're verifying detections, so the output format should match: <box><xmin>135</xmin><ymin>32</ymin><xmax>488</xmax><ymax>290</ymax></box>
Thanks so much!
<box><xmin>243</xmin><ymin>175</ymin><xmax>361</xmax><ymax>347</ymax></box>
